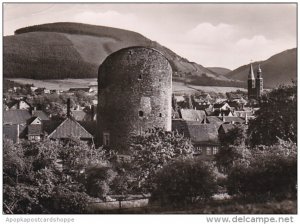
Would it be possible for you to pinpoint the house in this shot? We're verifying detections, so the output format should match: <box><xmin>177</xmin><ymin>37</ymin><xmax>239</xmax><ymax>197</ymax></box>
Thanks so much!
<box><xmin>7</xmin><ymin>100</ymin><xmax>32</xmax><ymax>110</ymax></box>
<box><xmin>27</xmin><ymin>117</ymin><xmax>43</xmax><ymax>141</ymax></box>
<box><xmin>46</xmin><ymin>117</ymin><xmax>94</xmax><ymax>140</ymax></box>
<box><xmin>3</xmin><ymin>110</ymin><xmax>32</xmax><ymax>142</ymax></box>
<box><xmin>172</xmin><ymin>120</ymin><xmax>219</xmax><ymax>159</ymax></box>
<box><xmin>212</xmin><ymin>102</ymin><xmax>231</xmax><ymax>112</ymax></box>
<box><xmin>180</xmin><ymin>109</ymin><xmax>206</xmax><ymax>122</ymax></box>
<box><xmin>215</xmin><ymin>110</ymin><xmax>234</xmax><ymax>117</ymax></box>
<box><xmin>234</xmin><ymin>110</ymin><xmax>254</xmax><ymax>118</ymax></box>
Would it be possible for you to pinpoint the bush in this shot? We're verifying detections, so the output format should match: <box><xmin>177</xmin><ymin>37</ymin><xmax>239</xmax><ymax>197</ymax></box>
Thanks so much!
<box><xmin>227</xmin><ymin>140</ymin><xmax>297</xmax><ymax>199</ymax></box>
<box><xmin>151</xmin><ymin>158</ymin><xmax>218</xmax><ymax>206</ymax></box>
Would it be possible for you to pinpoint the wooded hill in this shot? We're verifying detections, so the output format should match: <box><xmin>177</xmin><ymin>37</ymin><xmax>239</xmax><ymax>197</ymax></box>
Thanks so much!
<box><xmin>4</xmin><ymin>22</ymin><xmax>242</xmax><ymax>87</ymax></box>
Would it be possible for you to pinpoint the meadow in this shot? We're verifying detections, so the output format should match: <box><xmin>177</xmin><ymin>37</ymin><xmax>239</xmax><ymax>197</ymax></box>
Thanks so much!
<box><xmin>8</xmin><ymin>78</ymin><xmax>246</xmax><ymax>93</ymax></box>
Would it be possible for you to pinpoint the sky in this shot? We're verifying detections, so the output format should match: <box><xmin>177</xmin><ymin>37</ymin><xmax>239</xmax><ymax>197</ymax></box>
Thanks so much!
<box><xmin>3</xmin><ymin>3</ymin><xmax>297</xmax><ymax>70</ymax></box>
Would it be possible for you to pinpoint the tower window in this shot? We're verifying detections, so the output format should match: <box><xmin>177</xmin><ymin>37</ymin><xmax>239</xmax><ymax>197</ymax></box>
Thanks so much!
<box><xmin>103</xmin><ymin>132</ymin><xmax>110</xmax><ymax>146</ymax></box>
<box><xmin>139</xmin><ymin>111</ymin><xmax>144</xmax><ymax>117</ymax></box>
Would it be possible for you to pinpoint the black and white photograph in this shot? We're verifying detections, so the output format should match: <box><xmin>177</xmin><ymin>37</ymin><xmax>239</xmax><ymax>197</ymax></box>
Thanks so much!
<box><xmin>1</xmin><ymin>1</ymin><xmax>298</xmax><ymax>220</ymax></box>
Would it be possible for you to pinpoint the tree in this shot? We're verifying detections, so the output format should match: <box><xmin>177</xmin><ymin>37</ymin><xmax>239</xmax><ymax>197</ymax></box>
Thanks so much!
<box><xmin>248</xmin><ymin>84</ymin><xmax>297</xmax><ymax>147</ymax></box>
<box><xmin>227</xmin><ymin>140</ymin><xmax>297</xmax><ymax>199</ymax></box>
<box><xmin>215</xmin><ymin>125</ymin><xmax>250</xmax><ymax>173</ymax></box>
<box><xmin>151</xmin><ymin>158</ymin><xmax>218</xmax><ymax>206</ymax></box>
<box><xmin>128</xmin><ymin>128</ymin><xmax>194</xmax><ymax>193</ymax></box>
<box><xmin>3</xmin><ymin>138</ymin><xmax>109</xmax><ymax>214</ymax></box>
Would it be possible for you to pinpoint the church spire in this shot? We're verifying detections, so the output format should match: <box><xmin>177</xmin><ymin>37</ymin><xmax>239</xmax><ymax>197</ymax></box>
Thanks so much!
<box><xmin>248</xmin><ymin>63</ymin><xmax>255</xmax><ymax>80</ymax></box>
<box><xmin>257</xmin><ymin>64</ymin><xmax>262</xmax><ymax>78</ymax></box>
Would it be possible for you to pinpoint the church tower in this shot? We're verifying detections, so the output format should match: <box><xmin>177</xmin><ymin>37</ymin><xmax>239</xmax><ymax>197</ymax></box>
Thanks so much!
<box><xmin>255</xmin><ymin>64</ymin><xmax>263</xmax><ymax>99</ymax></box>
<box><xmin>248</xmin><ymin>64</ymin><xmax>256</xmax><ymax>99</ymax></box>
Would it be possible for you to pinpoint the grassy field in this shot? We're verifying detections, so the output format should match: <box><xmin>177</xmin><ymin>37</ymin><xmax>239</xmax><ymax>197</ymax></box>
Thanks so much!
<box><xmin>172</xmin><ymin>81</ymin><xmax>246</xmax><ymax>94</ymax></box>
<box><xmin>8</xmin><ymin>78</ymin><xmax>246</xmax><ymax>94</ymax></box>
<box><xmin>8</xmin><ymin>78</ymin><xmax>97</xmax><ymax>91</ymax></box>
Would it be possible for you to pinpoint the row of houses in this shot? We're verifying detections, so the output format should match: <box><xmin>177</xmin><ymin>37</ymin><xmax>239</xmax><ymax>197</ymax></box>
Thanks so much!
<box><xmin>3</xmin><ymin>99</ymin><xmax>96</xmax><ymax>143</ymax></box>
<box><xmin>4</xmin><ymin>99</ymin><xmax>255</xmax><ymax>160</ymax></box>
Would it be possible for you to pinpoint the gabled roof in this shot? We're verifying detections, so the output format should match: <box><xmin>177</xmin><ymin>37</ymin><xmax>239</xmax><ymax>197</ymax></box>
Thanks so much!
<box><xmin>213</xmin><ymin>102</ymin><xmax>230</xmax><ymax>109</ymax></box>
<box><xmin>172</xmin><ymin>120</ymin><xmax>219</xmax><ymax>145</ymax></box>
<box><xmin>32</xmin><ymin>110</ymin><xmax>49</xmax><ymax>120</ymax></box>
<box><xmin>180</xmin><ymin>109</ymin><xmax>206</xmax><ymax>122</ymax></box>
<box><xmin>7</xmin><ymin>99</ymin><xmax>32</xmax><ymax>109</ymax></box>
<box><xmin>79</xmin><ymin>121</ymin><xmax>97</xmax><ymax>137</ymax></box>
<box><xmin>48</xmin><ymin>117</ymin><xmax>93</xmax><ymax>139</ymax></box>
<box><xmin>3</xmin><ymin>124</ymin><xmax>27</xmax><ymax>142</ymax></box>
<box><xmin>3</xmin><ymin>110</ymin><xmax>32</xmax><ymax>125</ymax></box>
<box><xmin>219</xmin><ymin>123</ymin><xmax>236</xmax><ymax>134</ymax></box>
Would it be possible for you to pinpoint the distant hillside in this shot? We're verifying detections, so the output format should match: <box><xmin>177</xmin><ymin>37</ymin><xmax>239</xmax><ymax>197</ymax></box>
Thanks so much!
<box><xmin>226</xmin><ymin>48</ymin><xmax>297</xmax><ymax>88</ymax></box>
<box><xmin>207</xmin><ymin>67</ymin><xmax>232</xmax><ymax>76</ymax></box>
<box><xmin>4</xmin><ymin>22</ymin><xmax>241</xmax><ymax>87</ymax></box>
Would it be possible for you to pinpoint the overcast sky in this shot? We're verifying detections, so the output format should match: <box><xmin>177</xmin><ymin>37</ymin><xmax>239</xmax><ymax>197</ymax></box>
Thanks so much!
<box><xmin>3</xmin><ymin>3</ymin><xmax>297</xmax><ymax>70</ymax></box>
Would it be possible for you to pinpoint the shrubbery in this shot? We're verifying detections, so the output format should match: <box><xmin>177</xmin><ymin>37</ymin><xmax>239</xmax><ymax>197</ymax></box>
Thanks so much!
<box><xmin>227</xmin><ymin>140</ymin><xmax>297</xmax><ymax>199</ymax></box>
<box><xmin>151</xmin><ymin>158</ymin><xmax>218</xmax><ymax>206</ymax></box>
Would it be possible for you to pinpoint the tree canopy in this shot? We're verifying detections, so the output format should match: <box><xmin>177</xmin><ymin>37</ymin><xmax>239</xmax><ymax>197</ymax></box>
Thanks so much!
<box><xmin>248</xmin><ymin>84</ymin><xmax>297</xmax><ymax>147</ymax></box>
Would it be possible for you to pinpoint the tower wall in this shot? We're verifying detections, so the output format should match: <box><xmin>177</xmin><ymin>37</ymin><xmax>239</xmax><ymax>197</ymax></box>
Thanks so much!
<box><xmin>97</xmin><ymin>47</ymin><xmax>172</xmax><ymax>151</ymax></box>
<box><xmin>256</xmin><ymin>78</ymin><xmax>263</xmax><ymax>98</ymax></box>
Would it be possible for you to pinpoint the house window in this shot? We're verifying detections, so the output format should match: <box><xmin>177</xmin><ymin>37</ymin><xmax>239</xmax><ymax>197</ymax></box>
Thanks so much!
<box><xmin>139</xmin><ymin>111</ymin><xmax>144</xmax><ymax>117</ymax></box>
<box><xmin>159</xmin><ymin>113</ymin><xmax>162</xmax><ymax>117</ymax></box>
<box><xmin>206</xmin><ymin>147</ymin><xmax>212</xmax><ymax>155</ymax></box>
<box><xmin>103</xmin><ymin>132</ymin><xmax>110</xmax><ymax>146</ymax></box>
<box><xmin>138</xmin><ymin>74</ymin><xmax>142</xmax><ymax>80</ymax></box>
<box><xmin>213</xmin><ymin>147</ymin><xmax>218</xmax><ymax>155</ymax></box>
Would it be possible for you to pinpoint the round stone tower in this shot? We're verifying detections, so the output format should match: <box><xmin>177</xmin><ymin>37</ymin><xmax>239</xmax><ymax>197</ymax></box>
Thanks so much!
<box><xmin>97</xmin><ymin>47</ymin><xmax>172</xmax><ymax>151</ymax></box>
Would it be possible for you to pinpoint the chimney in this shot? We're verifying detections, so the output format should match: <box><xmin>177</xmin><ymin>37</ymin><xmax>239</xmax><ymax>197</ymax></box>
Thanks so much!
<box><xmin>67</xmin><ymin>98</ymin><xmax>71</xmax><ymax>117</ymax></box>
<box><xmin>91</xmin><ymin>105</ymin><xmax>95</xmax><ymax>121</ymax></box>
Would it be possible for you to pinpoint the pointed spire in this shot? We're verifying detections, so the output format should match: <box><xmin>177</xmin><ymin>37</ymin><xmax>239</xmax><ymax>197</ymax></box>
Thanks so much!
<box><xmin>257</xmin><ymin>64</ymin><xmax>262</xmax><ymax>78</ymax></box>
<box><xmin>248</xmin><ymin>64</ymin><xmax>255</xmax><ymax>80</ymax></box>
